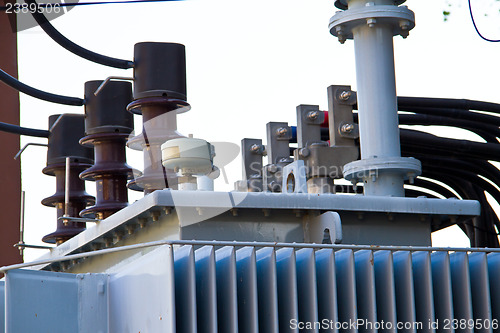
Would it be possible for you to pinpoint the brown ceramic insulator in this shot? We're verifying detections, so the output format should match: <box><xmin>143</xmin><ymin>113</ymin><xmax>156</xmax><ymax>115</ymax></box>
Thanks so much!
<box><xmin>127</xmin><ymin>97</ymin><xmax>189</xmax><ymax>193</ymax></box>
<box><xmin>41</xmin><ymin>162</ymin><xmax>95</xmax><ymax>244</ymax></box>
<box><xmin>79</xmin><ymin>133</ymin><xmax>134</xmax><ymax>220</ymax></box>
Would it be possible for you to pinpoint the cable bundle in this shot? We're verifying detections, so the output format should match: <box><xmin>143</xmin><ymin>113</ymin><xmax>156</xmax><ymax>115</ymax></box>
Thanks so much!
<box><xmin>395</xmin><ymin>97</ymin><xmax>500</xmax><ymax>247</ymax></box>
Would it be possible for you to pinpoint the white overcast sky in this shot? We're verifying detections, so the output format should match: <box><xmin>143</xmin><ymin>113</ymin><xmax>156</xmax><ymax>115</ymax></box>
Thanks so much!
<box><xmin>15</xmin><ymin>0</ymin><xmax>500</xmax><ymax>261</ymax></box>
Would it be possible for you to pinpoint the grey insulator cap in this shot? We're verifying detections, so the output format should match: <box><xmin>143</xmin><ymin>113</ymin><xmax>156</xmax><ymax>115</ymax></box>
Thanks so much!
<box><xmin>47</xmin><ymin>114</ymin><xmax>94</xmax><ymax>166</ymax></box>
<box><xmin>133</xmin><ymin>42</ymin><xmax>187</xmax><ymax>100</ymax></box>
<box><xmin>84</xmin><ymin>80</ymin><xmax>134</xmax><ymax>135</ymax></box>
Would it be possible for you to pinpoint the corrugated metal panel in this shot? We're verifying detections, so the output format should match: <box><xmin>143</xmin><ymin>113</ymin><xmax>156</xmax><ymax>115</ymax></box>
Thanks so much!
<box><xmin>236</xmin><ymin>246</ymin><xmax>259</xmax><ymax>333</ymax></box>
<box><xmin>256</xmin><ymin>247</ymin><xmax>279</xmax><ymax>333</ymax></box>
<box><xmin>174</xmin><ymin>245</ymin><xmax>197</xmax><ymax>333</ymax></box>
<box><xmin>215</xmin><ymin>246</ymin><xmax>238</xmax><ymax>333</ymax></box>
<box><xmin>373</xmin><ymin>250</ymin><xmax>397</xmax><ymax>333</ymax></box>
<box><xmin>355</xmin><ymin>250</ymin><xmax>377</xmax><ymax>333</ymax></box>
<box><xmin>276</xmin><ymin>247</ymin><xmax>299</xmax><ymax>333</ymax></box>
<box><xmin>194</xmin><ymin>246</ymin><xmax>218</xmax><ymax>333</ymax></box>
<box><xmin>315</xmin><ymin>249</ymin><xmax>338</xmax><ymax>333</ymax></box>
<box><xmin>469</xmin><ymin>252</ymin><xmax>493</xmax><ymax>333</ymax></box>
<box><xmin>335</xmin><ymin>249</ymin><xmax>358</xmax><ymax>333</ymax></box>
<box><xmin>431</xmin><ymin>251</ymin><xmax>454</xmax><ymax>333</ymax></box>
<box><xmin>4</xmin><ymin>244</ymin><xmax>500</xmax><ymax>332</ymax></box>
<box><xmin>450</xmin><ymin>252</ymin><xmax>474</xmax><ymax>333</ymax></box>
<box><xmin>487</xmin><ymin>253</ymin><xmax>500</xmax><ymax>333</ymax></box>
<box><xmin>296</xmin><ymin>248</ymin><xmax>319</xmax><ymax>332</ymax></box>
<box><xmin>412</xmin><ymin>251</ymin><xmax>436</xmax><ymax>333</ymax></box>
<box><xmin>393</xmin><ymin>251</ymin><xmax>417</xmax><ymax>333</ymax></box>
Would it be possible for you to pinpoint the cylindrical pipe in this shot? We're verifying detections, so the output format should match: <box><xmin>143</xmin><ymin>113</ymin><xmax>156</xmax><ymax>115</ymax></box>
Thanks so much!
<box><xmin>341</xmin><ymin>0</ymin><xmax>412</xmax><ymax>197</ymax></box>
<box><xmin>353</xmin><ymin>18</ymin><xmax>401</xmax><ymax>159</ymax></box>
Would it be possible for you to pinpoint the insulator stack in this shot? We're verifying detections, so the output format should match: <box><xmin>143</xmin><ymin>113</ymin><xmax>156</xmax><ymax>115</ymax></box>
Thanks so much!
<box><xmin>127</xmin><ymin>42</ymin><xmax>190</xmax><ymax>194</ymax></box>
<box><xmin>42</xmin><ymin>114</ymin><xmax>95</xmax><ymax>244</ymax></box>
<box><xmin>79</xmin><ymin>80</ymin><xmax>135</xmax><ymax>220</ymax></box>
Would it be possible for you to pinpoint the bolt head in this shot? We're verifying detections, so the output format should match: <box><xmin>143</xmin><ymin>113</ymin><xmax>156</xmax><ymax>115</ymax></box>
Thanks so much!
<box><xmin>299</xmin><ymin>148</ymin><xmax>310</xmax><ymax>158</ymax></box>
<box><xmin>268</xmin><ymin>164</ymin><xmax>278</xmax><ymax>174</ymax></box>
<box><xmin>366</xmin><ymin>18</ymin><xmax>377</xmax><ymax>28</ymax></box>
<box><xmin>341</xmin><ymin>123</ymin><xmax>354</xmax><ymax>133</ymax></box>
<box><xmin>307</xmin><ymin>110</ymin><xmax>319</xmax><ymax>121</ymax></box>
<box><xmin>276</xmin><ymin>127</ymin><xmax>288</xmax><ymax>137</ymax></box>
<box><xmin>339</xmin><ymin>90</ymin><xmax>351</xmax><ymax>101</ymax></box>
<box><xmin>250</xmin><ymin>144</ymin><xmax>261</xmax><ymax>153</ymax></box>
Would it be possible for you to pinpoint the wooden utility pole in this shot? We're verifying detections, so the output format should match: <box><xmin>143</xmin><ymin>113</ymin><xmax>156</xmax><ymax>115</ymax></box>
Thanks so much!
<box><xmin>0</xmin><ymin>6</ymin><xmax>23</xmax><ymax>267</ymax></box>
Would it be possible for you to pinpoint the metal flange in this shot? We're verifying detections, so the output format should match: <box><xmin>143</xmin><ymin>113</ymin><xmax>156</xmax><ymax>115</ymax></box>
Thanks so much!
<box><xmin>343</xmin><ymin>157</ymin><xmax>421</xmax><ymax>184</ymax></box>
<box><xmin>329</xmin><ymin>5</ymin><xmax>415</xmax><ymax>43</ymax></box>
<box><xmin>334</xmin><ymin>0</ymin><xmax>406</xmax><ymax>10</ymax></box>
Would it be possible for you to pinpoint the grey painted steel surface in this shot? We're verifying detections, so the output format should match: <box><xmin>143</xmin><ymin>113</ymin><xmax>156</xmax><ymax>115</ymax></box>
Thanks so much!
<box><xmin>354</xmin><ymin>250</ymin><xmax>377</xmax><ymax>333</ymax></box>
<box><xmin>194</xmin><ymin>246</ymin><xmax>217</xmax><ymax>333</ymax></box>
<box><xmin>31</xmin><ymin>189</ymin><xmax>480</xmax><ymax>272</ymax></box>
<box><xmin>392</xmin><ymin>251</ymin><xmax>417</xmax><ymax>333</ymax></box>
<box><xmin>431</xmin><ymin>252</ymin><xmax>454</xmax><ymax>333</ymax></box>
<box><xmin>450</xmin><ymin>252</ymin><xmax>474</xmax><ymax>333</ymax></box>
<box><xmin>256</xmin><ymin>247</ymin><xmax>279</xmax><ymax>333</ymax></box>
<box><xmin>373</xmin><ymin>250</ymin><xmax>397</xmax><ymax>333</ymax></box>
<box><xmin>215</xmin><ymin>246</ymin><xmax>238</xmax><ymax>333</ymax></box>
<box><xmin>173</xmin><ymin>245</ymin><xmax>197</xmax><ymax>333</ymax></box>
<box><xmin>469</xmin><ymin>253</ymin><xmax>493</xmax><ymax>333</ymax></box>
<box><xmin>315</xmin><ymin>249</ymin><xmax>339</xmax><ymax>333</ymax></box>
<box><xmin>3</xmin><ymin>244</ymin><xmax>500</xmax><ymax>332</ymax></box>
<box><xmin>296</xmin><ymin>248</ymin><xmax>319</xmax><ymax>332</ymax></box>
<box><xmin>412</xmin><ymin>251</ymin><xmax>436</xmax><ymax>332</ymax></box>
<box><xmin>275</xmin><ymin>248</ymin><xmax>299</xmax><ymax>333</ymax></box>
<box><xmin>5</xmin><ymin>269</ymin><xmax>108</xmax><ymax>333</ymax></box>
<box><xmin>235</xmin><ymin>247</ymin><xmax>259</xmax><ymax>333</ymax></box>
<box><xmin>108</xmin><ymin>245</ymin><xmax>176</xmax><ymax>332</ymax></box>
<box><xmin>335</xmin><ymin>249</ymin><xmax>358</xmax><ymax>333</ymax></box>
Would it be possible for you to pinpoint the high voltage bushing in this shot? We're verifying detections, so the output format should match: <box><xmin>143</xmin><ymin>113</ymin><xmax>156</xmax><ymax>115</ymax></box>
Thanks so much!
<box><xmin>42</xmin><ymin>114</ymin><xmax>95</xmax><ymax>244</ymax></box>
<box><xmin>127</xmin><ymin>42</ymin><xmax>190</xmax><ymax>193</ymax></box>
<box><xmin>79</xmin><ymin>80</ymin><xmax>135</xmax><ymax>220</ymax></box>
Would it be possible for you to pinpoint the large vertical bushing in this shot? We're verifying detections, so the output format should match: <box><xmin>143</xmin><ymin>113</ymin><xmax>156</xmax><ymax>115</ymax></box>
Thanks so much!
<box><xmin>42</xmin><ymin>114</ymin><xmax>95</xmax><ymax>244</ymax></box>
<box><xmin>79</xmin><ymin>80</ymin><xmax>135</xmax><ymax>220</ymax></box>
<box><xmin>127</xmin><ymin>42</ymin><xmax>190</xmax><ymax>194</ymax></box>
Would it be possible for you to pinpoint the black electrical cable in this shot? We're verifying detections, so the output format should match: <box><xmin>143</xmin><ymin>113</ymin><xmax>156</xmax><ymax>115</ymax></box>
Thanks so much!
<box><xmin>397</xmin><ymin>113</ymin><xmax>500</xmax><ymax>139</ymax></box>
<box><xmin>411</xmin><ymin>178</ymin><xmax>458</xmax><ymax>199</ymax></box>
<box><xmin>0</xmin><ymin>121</ymin><xmax>49</xmax><ymax>138</ymax></box>
<box><xmin>0</xmin><ymin>68</ymin><xmax>84</xmax><ymax>106</ymax></box>
<box><xmin>24</xmin><ymin>0</ymin><xmax>134</xmax><ymax>69</ymax></box>
<box><xmin>421</xmin><ymin>164</ymin><xmax>500</xmax><ymax>235</ymax></box>
<box><xmin>420</xmin><ymin>171</ymin><xmax>497</xmax><ymax>247</ymax></box>
<box><xmin>356</xmin><ymin>113</ymin><xmax>499</xmax><ymax>143</ymax></box>
<box><xmin>468</xmin><ymin>0</ymin><xmax>500</xmax><ymax>43</ymax></box>
<box><xmin>409</xmin><ymin>155</ymin><xmax>500</xmax><ymax>189</ymax></box>
<box><xmin>400</xmin><ymin>129</ymin><xmax>500</xmax><ymax>161</ymax></box>
<box><xmin>398</xmin><ymin>96</ymin><xmax>500</xmax><ymax>113</ymax></box>
<box><xmin>399</xmin><ymin>106</ymin><xmax>500</xmax><ymax>126</ymax></box>
<box><xmin>352</xmin><ymin>97</ymin><xmax>500</xmax><ymax>113</ymax></box>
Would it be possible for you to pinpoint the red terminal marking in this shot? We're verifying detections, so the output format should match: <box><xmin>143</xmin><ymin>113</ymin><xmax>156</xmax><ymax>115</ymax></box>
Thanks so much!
<box><xmin>321</xmin><ymin>111</ymin><xmax>329</xmax><ymax>128</ymax></box>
